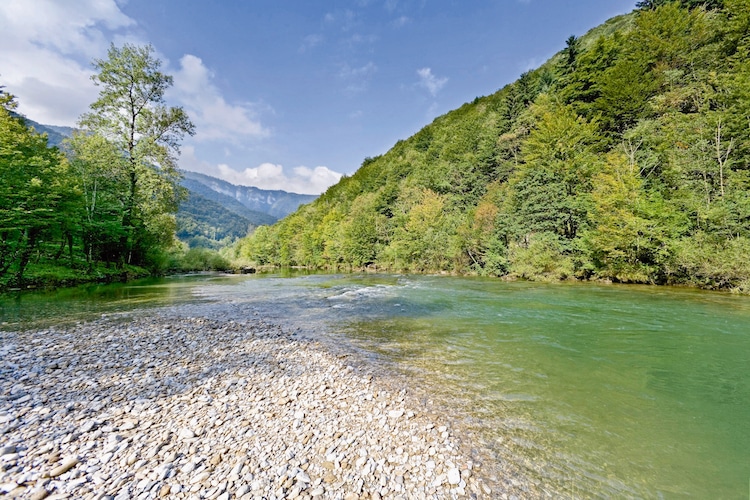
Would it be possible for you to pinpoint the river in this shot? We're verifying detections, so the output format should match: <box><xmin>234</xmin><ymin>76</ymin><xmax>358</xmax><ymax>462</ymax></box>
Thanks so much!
<box><xmin>2</xmin><ymin>272</ymin><xmax>748</xmax><ymax>498</ymax></box>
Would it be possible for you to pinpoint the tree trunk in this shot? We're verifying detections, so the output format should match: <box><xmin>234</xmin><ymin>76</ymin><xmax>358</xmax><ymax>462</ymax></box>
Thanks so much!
<box><xmin>14</xmin><ymin>227</ymin><xmax>40</xmax><ymax>287</ymax></box>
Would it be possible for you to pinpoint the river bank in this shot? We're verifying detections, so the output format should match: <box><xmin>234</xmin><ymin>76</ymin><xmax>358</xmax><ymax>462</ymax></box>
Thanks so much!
<box><xmin>0</xmin><ymin>306</ymin><xmax>535</xmax><ymax>499</ymax></box>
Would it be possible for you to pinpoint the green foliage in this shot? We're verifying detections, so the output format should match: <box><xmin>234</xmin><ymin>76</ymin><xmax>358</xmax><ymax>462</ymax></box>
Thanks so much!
<box><xmin>169</xmin><ymin>246</ymin><xmax>232</xmax><ymax>272</ymax></box>
<box><xmin>234</xmin><ymin>2</ymin><xmax>750</xmax><ymax>290</ymax></box>
<box><xmin>0</xmin><ymin>92</ymin><xmax>69</xmax><ymax>286</ymax></box>
<box><xmin>636</xmin><ymin>0</ymin><xmax>724</xmax><ymax>10</ymax></box>
<box><xmin>79</xmin><ymin>43</ymin><xmax>194</xmax><ymax>266</ymax></box>
<box><xmin>176</xmin><ymin>190</ymin><xmax>254</xmax><ymax>249</ymax></box>
<box><xmin>0</xmin><ymin>45</ymin><xmax>197</xmax><ymax>291</ymax></box>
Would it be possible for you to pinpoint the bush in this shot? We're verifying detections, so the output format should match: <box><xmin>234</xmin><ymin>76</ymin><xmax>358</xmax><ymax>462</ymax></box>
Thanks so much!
<box><xmin>170</xmin><ymin>247</ymin><xmax>232</xmax><ymax>272</ymax></box>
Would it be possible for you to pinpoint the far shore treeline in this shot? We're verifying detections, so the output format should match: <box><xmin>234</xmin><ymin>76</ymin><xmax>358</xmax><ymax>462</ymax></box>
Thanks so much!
<box><xmin>235</xmin><ymin>1</ymin><xmax>750</xmax><ymax>291</ymax></box>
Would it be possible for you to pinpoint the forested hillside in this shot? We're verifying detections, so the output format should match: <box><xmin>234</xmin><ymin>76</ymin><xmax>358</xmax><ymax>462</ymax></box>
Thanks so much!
<box><xmin>238</xmin><ymin>1</ymin><xmax>750</xmax><ymax>290</ymax></box>
<box><xmin>176</xmin><ymin>191</ymin><xmax>256</xmax><ymax>250</ymax></box>
<box><xmin>182</xmin><ymin>171</ymin><xmax>317</xmax><ymax>219</ymax></box>
<box><xmin>176</xmin><ymin>177</ymin><xmax>278</xmax><ymax>250</ymax></box>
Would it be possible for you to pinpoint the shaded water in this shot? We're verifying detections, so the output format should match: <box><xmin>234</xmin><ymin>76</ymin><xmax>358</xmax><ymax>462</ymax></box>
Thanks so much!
<box><xmin>2</xmin><ymin>273</ymin><xmax>748</xmax><ymax>498</ymax></box>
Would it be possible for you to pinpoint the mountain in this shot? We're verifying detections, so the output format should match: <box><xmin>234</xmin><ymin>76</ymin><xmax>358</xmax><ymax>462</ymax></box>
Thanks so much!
<box><xmin>11</xmin><ymin>115</ymin><xmax>313</xmax><ymax>248</ymax></box>
<box><xmin>176</xmin><ymin>190</ymin><xmax>258</xmax><ymax>249</ymax></box>
<box><xmin>239</xmin><ymin>1</ymin><xmax>750</xmax><ymax>291</ymax></box>
<box><xmin>181</xmin><ymin>170</ymin><xmax>317</xmax><ymax>219</ymax></box>
<box><xmin>179</xmin><ymin>176</ymin><xmax>277</xmax><ymax>226</ymax></box>
<box><xmin>176</xmin><ymin>177</ymin><xmax>279</xmax><ymax>249</ymax></box>
<box><xmin>32</xmin><ymin>123</ymin><xmax>76</xmax><ymax>147</ymax></box>
<box><xmin>12</xmin><ymin>112</ymin><xmax>75</xmax><ymax>147</ymax></box>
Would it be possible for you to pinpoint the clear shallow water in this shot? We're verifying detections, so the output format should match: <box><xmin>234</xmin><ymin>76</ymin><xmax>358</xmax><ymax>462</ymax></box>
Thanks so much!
<box><xmin>2</xmin><ymin>273</ymin><xmax>749</xmax><ymax>498</ymax></box>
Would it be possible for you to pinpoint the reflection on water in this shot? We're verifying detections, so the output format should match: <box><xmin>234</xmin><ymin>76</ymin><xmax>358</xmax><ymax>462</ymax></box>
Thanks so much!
<box><xmin>0</xmin><ymin>274</ymin><xmax>238</xmax><ymax>330</ymax></box>
<box><xmin>2</xmin><ymin>273</ymin><xmax>749</xmax><ymax>498</ymax></box>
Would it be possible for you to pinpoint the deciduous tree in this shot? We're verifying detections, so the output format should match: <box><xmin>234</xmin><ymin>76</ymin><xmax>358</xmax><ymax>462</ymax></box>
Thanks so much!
<box><xmin>79</xmin><ymin>43</ymin><xmax>194</xmax><ymax>265</ymax></box>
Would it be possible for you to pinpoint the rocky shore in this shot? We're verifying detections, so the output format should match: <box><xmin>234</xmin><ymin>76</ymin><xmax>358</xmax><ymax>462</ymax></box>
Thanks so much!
<box><xmin>0</xmin><ymin>309</ymin><xmax>528</xmax><ymax>499</ymax></box>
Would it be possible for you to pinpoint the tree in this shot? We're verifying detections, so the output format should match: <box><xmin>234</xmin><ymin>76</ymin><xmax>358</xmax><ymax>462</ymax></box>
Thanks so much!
<box><xmin>67</xmin><ymin>132</ymin><xmax>128</xmax><ymax>265</ymax></box>
<box><xmin>79</xmin><ymin>43</ymin><xmax>194</xmax><ymax>265</ymax></box>
<box><xmin>562</xmin><ymin>35</ymin><xmax>581</xmax><ymax>72</ymax></box>
<box><xmin>584</xmin><ymin>153</ymin><xmax>674</xmax><ymax>282</ymax></box>
<box><xmin>0</xmin><ymin>91</ymin><xmax>67</xmax><ymax>285</ymax></box>
<box><xmin>512</xmin><ymin>95</ymin><xmax>603</xmax><ymax>241</ymax></box>
<box><xmin>636</xmin><ymin>0</ymin><xmax>724</xmax><ymax>9</ymax></box>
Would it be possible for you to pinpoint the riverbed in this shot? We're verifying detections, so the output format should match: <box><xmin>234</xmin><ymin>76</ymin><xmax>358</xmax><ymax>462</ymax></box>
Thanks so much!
<box><xmin>2</xmin><ymin>273</ymin><xmax>749</xmax><ymax>498</ymax></box>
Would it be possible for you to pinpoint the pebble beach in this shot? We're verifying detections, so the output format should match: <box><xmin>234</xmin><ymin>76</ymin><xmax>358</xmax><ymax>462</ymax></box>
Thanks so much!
<box><xmin>0</xmin><ymin>305</ymin><xmax>533</xmax><ymax>499</ymax></box>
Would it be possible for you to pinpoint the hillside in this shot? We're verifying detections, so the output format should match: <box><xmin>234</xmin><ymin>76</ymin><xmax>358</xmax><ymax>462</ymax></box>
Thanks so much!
<box><xmin>24</xmin><ymin>121</ymin><xmax>73</xmax><ymax>147</ymax></box>
<box><xmin>182</xmin><ymin>171</ymin><xmax>317</xmax><ymax>219</ymax></box>
<box><xmin>176</xmin><ymin>190</ymin><xmax>260</xmax><ymax>249</ymax></box>
<box><xmin>238</xmin><ymin>1</ymin><xmax>750</xmax><ymax>291</ymax></box>
<box><xmin>179</xmin><ymin>177</ymin><xmax>278</xmax><ymax>225</ymax></box>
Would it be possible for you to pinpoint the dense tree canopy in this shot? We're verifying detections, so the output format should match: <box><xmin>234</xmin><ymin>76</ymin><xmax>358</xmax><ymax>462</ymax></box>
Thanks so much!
<box><xmin>0</xmin><ymin>45</ymin><xmax>196</xmax><ymax>288</ymax></box>
<box><xmin>238</xmin><ymin>2</ymin><xmax>750</xmax><ymax>291</ymax></box>
<box><xmin>0</xmin><ymin>91</ymin><xmax>68</xmax><ymax>285</ymax></box>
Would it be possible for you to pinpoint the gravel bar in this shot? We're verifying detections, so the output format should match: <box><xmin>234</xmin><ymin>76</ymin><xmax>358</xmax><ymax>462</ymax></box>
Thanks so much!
<box><xmin>0</xmin><ymin>307</ymin><xmax>531</xmax><ymax>499</ymax></box>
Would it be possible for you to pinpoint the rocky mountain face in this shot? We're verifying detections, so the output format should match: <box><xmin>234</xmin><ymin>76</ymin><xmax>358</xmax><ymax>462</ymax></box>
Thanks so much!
<box><xmin>181</xmin><ymin>170</ymin><xmax>317</xmax><ymax>219</ymax></box>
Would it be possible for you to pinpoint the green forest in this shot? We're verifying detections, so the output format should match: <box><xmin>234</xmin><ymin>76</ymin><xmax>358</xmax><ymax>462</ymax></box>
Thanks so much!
<box><xmin>237</xmin><ymin>0</ymin><xmax>750</xmax><ymax>291</ymax></box>
<box><xmin>0</xmin><ymin>44</ymin><xmax>204</xmax><ymax>289</ymax></box>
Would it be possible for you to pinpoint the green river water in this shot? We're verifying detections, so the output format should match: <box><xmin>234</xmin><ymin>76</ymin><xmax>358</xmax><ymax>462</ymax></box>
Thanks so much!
<box><xmin>1</xmin><ymin>273</ymin><xmax>748</xmax><ymax>498</ymax></box>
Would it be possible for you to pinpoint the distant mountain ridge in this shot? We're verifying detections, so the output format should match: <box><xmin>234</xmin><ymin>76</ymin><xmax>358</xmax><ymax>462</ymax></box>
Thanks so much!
<box><xmin>179</xmin><ymin>176</ymin><xmax>277</xmax><ymax>226</ymax></box>
<box><xmin>181</xmin><ymin>170</ymin><xmax>317</xmax><ymax>219</ymax></box>
<box><xmin>13</xmin><ymin>112</ymin><xmax>74</xmax><ymax>147</ymax></box>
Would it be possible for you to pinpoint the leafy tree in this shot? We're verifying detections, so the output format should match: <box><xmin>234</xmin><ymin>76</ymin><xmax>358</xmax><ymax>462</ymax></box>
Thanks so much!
<box><xmin>67</xmin><ymin>132</ymin><xmax>128</xmax><ymax>265</ymax></box>
<box><xmin>512</xmin><ymin>95</ymin><xmax>603</xmax><ymax>241</ymax></box>
<box><xmin>558</xmin><ymin>32</ymin><xmax>623</xmax><ymax>117</ymax></box>
<box><xmin>637</xmin><ymin>0</ymin><xmax>724</xmax><ymax>10</ymax></box>
<box><xmin>0</xmin><ymin>91</ymin><xmax>68</xmax><ymax>285</ymax></box>
<box><xmin>79</xmin><ymin>43</ymin><xmax>194</xmax><ymax>266</ymax></box>
<box><xmin>584</xmin><ymin>153</ymin><xmax>675</xmax><ymax>282</ymax></box>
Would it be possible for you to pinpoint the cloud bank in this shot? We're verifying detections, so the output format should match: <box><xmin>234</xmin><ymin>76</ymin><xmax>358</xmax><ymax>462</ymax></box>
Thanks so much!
<box><xmin>0</xmin><ymin>0</ymin><xmax>133</xmax><ymax>125</ymax></box>
<box><xmin>217</xmin><ymin>164</ymin><xmax>343</xmax><ymax>195</ymax></box>
<box><xmin>171</xmin><ymin>55</ymin><xmax>269</xmax><ymax>142</ymax></box>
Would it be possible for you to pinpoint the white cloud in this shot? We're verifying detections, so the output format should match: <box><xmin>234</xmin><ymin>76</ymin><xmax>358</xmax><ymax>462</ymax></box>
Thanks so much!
<box><xmin>0</xmin><ymin>0</ymin><xmax>136</xmax><ymax>125</ymax></box>
<box><xmin>216</xmin><ymin>163</ymin><xmax>343</xmax><ymax>195</ymax></box>
<box><xmin>299</xmin><ymin>34</ymin><xmax>324</xmax><ymax>53</ymax></box>
<box><xmin>0</xmin><ymin>0</ymin><xmax>268</xmax><ymax>145</ymax></box>
<box><xmin>180</xmin><ymin>146</ymin><xmax>342</xmax><ymax>195</ymax></box>
<box><xmin>323</xmin><ymin>9</ymin><xmax>357</xmax><ymax>32</ymax></box>
<box><xmin>416</xmin><ymin>67</ymin><xmax>448</xmax><ymax>97</ymax></box>
<box><xmin>171</xmin><ymin>54</ymin><xmax>269</xmax><ymax>142</ymax></box>
<box><xmin>339</xmin><ymin>62</ymin><xmax>377</xmax><ymax>80</ymax></box>
<box><xmin>339</xmin><ymin>62</ymin><xmax>378</xmax><ymax>94</ymax></box>
<box><xmin>391</xmin><ymin>16</ymin><xmax>411</xmax><ymax>28</ymax></box>
<box><xmin>345</xmin><ymin>33</ymin><xmax>379</xmax><ymax>46</ymax></box>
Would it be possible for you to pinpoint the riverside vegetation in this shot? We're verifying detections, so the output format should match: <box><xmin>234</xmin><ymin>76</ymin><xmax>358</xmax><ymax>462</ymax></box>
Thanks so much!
<box><xmin>0</xmin><ymin>44</ymin><xmax>205</xmax><ymax>291</ymax></box>
<box><xmin>1</xmin><ymin>44</ymin><xmax>315</xmax><ymax>291</ymax></box>
<box><xmin>237</xmin><ymin>0</ymin><xmax>750</xmax><ymax>291</ymax></box>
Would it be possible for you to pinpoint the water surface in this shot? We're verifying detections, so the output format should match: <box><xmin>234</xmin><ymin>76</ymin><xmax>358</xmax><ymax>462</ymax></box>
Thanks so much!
<box><xmin>2</xmin><ymin>273</ymin><xmax>748</xmax><ymax>498</ymax></box>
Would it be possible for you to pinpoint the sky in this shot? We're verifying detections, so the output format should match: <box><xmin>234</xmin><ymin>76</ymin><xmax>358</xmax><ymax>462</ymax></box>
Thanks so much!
<box><xmin>0</xmin><ymin>0</ymin><xmax>637</xmax><ymax>195</ymax></box>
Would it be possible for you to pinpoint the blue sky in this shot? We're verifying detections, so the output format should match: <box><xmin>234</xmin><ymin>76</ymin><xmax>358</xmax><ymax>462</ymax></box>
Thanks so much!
<box><xmin>1</xmin><ymin>0</ymin><xmax>637</xmax><ymax>194</ymax></box>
